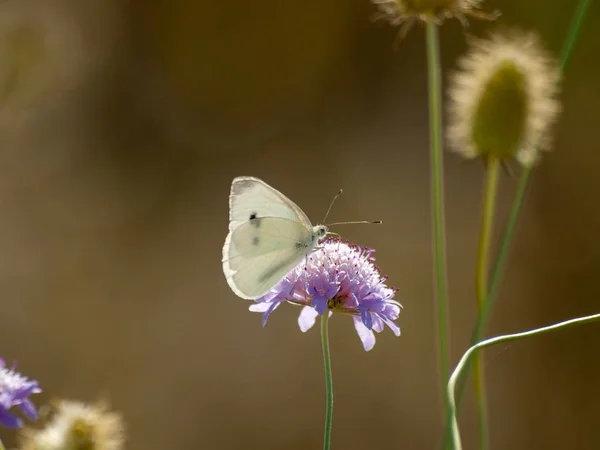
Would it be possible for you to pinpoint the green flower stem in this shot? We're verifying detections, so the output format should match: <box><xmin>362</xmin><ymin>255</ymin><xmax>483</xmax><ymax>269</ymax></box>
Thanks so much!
<box><xmin>444</xmin><ymin>1</ymin><xmax>592</xmax><ymax>445</ymax></box>
<box><xmin>558</xmin><ymin>0</ymin><xmax>592</xmax><ymax>77</ymax></box>
<box><xmin>426</xmin><ymin>21</ymin><xmax>452</xmax><ymax>425</ymax></box>
<box><xmin>0</xmin><ymin>439</ymin><xmax>5</xmax><ymax>450</ymax></box>
<box><xmin>473</xmin><ymin>157</ymin><xmax>500</xmax><ymax>450</ymax></box>
<box><xmin>448</xmin><ymin>312</ymin><xmax>600</xmax><ymax>450</ymax></box>
<box><xmin>321</xmin><ymin>313</ymin><xmax>333</xmax><ymax>450</ymax></box>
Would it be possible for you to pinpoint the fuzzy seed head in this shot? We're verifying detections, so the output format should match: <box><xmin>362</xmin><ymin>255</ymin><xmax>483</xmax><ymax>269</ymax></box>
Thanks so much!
<box><xmin>20</xmin><ymin>400</ymin><xmax>125</xmax><ymax>450</ymax></box>
<box><xmin>447</xmin><ymin>30</ymin><xmax>561</xmax><ymax>166</ymax></box>
<box><xmin>371</xmin><ymin>0</ymin><xmax>490</xmax><ymax>26</ymax></box>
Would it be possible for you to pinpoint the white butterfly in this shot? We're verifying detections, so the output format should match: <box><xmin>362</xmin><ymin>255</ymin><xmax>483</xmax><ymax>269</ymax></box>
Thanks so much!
<box><xmin>222</xmin><ymin>176</ymin><xmax>328</xmax><ymax>300</ymax></box>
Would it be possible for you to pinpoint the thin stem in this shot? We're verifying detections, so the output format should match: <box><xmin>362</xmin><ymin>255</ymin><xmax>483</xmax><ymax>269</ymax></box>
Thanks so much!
<box><xmin>476</xmin><ymin>159</ymin><xmax>501</xmax><ymax>313</ymax></box>
<box><xmin>448</xmin><ymin>312</ymin><xmax>600</xmax><ymax>450</ymax></box>
<box><xmin>426</xmin><ymin>21</ymin><xmax>452</xmax><ymax>425</ymax></box>
<box><xmin>321</xmin><ymin>313</ymin><xmax>333</xmax><ymax>450</ymax></box>
<box><xmin>558</xmin><ymin>0</ymin><xmax>592</xmax><ymax>78</ymax></box>
<box><xmin>444</xmin><ymin>0</ymin><xmax>593</xmax><ymax>442</ymax></box>
<box><xmin>0</xmin><ymin>439</ymin><xmax>5</xmax><ymax>450</ymax></box>
<box><xmin>473</xmin><ymin>157</ymin><xmax>500</xmax><ymax>450</ymax></box>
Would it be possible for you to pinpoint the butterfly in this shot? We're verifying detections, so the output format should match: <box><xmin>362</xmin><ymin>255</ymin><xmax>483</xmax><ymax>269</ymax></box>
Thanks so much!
<box><xmin>222</xmin><ymin>176</ymin><xmax>329</xmax><ymax>300</ymax></box>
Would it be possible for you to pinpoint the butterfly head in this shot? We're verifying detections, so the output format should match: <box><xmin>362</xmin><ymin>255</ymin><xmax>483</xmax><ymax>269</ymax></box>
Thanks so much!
<box><xmin>313</xmin><ymin>224</ymin><xmax>329</xmax><ymax>242</ymax></box>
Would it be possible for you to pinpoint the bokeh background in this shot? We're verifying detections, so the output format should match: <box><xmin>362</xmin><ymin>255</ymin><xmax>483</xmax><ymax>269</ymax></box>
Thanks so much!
<box><xmin>1</xmin><ymin>0</ymin><xmax>599</xmax><ymax>448</ymax></box>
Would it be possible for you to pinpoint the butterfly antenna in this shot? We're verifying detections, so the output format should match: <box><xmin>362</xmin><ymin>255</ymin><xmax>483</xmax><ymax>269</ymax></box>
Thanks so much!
<box><xmin>326</xmin><ymin>220</ymin><xmax>382</xmax><ymax>226</ymax></box>
<box><xmin>322</xmin><ymin>189</ymin><xmax>343</xmax><ymax>223</ymax></box>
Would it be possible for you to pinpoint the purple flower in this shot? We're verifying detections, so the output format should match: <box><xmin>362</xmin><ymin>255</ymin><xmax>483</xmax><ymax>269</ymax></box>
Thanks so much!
<box><xmin>0</xmin><ymin>358</ymin><xmax>41</xmax><ymax>428</ymax></box>
<box><xmin>249</xmin><ymin>238</ymin><xmax>402</xmax><ymax>351</ymax></box>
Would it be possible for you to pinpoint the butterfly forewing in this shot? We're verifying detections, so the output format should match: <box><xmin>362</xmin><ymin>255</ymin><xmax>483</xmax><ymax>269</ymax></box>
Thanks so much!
<box><xmin>228</xmin><ymin>177</ymin><xmax>312</xmax><ymax>230</ymax></box>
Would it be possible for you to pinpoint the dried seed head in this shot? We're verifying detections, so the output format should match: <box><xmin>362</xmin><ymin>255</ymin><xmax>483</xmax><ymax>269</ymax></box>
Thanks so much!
<box><xmin>371</xmin><ymin>0</ymin><xmax>497</xmax><ymax>29</ymax></box>
<box><xmin>447</xmin><ymin>30</ymin><xmax>562</xmax><ymax>167</ymax></box>
<box><xmin>20</xmin><ymin>400</ymin><xmax>125</xmax><ymax>450</ymax></box>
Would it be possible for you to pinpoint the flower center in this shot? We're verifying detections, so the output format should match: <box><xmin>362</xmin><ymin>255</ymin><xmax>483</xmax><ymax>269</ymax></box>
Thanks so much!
<box><xmin>70</xmin><ymin>418</ymin><xmax>96</xmax><ymax>450</ymax></box>
<box><xmin>327</xmin><ymin>297</ymin><xmax>344</xmax><ymax>310</ymax></box>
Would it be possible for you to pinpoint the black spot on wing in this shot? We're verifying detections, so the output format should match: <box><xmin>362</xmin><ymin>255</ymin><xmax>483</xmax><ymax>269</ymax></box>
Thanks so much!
<box><xmin>252</xmin><ymin>236</ymin><xmax>260</xmax><ymax>246</ymax></box>
<box><xmin>249</xmin><ymin>212</ymin><xmax>261</xmax><ymax>228</ymax></box>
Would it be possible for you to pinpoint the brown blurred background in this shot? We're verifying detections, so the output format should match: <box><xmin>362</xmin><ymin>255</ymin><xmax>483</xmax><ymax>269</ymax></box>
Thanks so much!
<box><xmin>0</xmin><ymin>0</ymin><xmax>599</xmax><ymax>448</ymax></box>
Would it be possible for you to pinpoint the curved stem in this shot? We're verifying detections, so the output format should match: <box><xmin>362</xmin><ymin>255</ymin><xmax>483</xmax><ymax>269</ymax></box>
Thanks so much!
<box><xmin>445</xmin><ymin>0</ymin><xmax>593</xmax><ymax>438</ymax></box>
<box><xmin>426</xmin><ymin>20</ymin><xmax>452</xmax><ymax>428</ymax></box>
<box><xmin>473</xmin><ymin>157</ymin><xmax>500</xmax><ymax>450</ymax></box>
<box><xmin>448</xmin><ymin>312</ymin><xmax>600</xmax><ymax>450</ymax></box>
<box><xmin>321</xmin><ymin>313</ymin><xmax>333</xmax><ymax>450</ymax></box>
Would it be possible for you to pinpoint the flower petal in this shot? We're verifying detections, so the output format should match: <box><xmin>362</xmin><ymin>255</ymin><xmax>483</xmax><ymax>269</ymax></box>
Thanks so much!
<box><xmin>382</xmin><ymin>316</ymin><xmax>401</xmax><ymax>336</ymax></box>
<box><xmin>0</xmin><ymin>409</ymin><xmax>22</xmax><ymax>428</ymax></box>
<box><xmin>298</xmin><ymin>306</ymin><xmax>319</xmax><ymax>332</ymax></box>
<box><xmin>18</xmin><ymin>398</ymin><xmax>38</xmax><ymax>421</ymax></box>
<box><xmin>371</xmin><ymin>315</ymin><xmax>385</xmax><ymax>333</ymax></box>
<box><xmin>325</xmin><ymin>283</ymin><xmax>340</xmax><ymax>300</ymax></box>
<box><xmin>14</xmin><ymin>382</ymin><xmax>40</xmax><ymax>399</ymax></box>
<box><xmin>353</xmin><ymin>317</ymin><xmax>376</xmax><ymax>351</ymax></box>
<box><xmin>359</xmin><ymin>308</ymin><xmax>373</xmax><ymax>329</ymax></box>
<box><xmin>261</xmin><ymin>301</ymin><xmax>282</xmax><ymax>327</ymax></box>
<box><xmin>312</xmin><ymin>296</ymin><xmax>328</xmax><ymax>315</ymax></box>
<box><xmin>249</xmin><ymin>303</ymin><xmax>271</xmax><ymax>313</ymax></box>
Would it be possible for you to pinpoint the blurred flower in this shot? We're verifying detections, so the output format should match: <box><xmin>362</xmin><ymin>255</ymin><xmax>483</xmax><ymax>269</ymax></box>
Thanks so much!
<box><xmin>20</xmin><ymin>400</ymin><xmax>125</xmax><ymax>450</ymax></box>
<box><xmin>371</xmin><ymin>0</ymin><xmax>498</xmax><ymax>37</ymax></box>
<box><xmin>447</xmin><ymin>30</ymin><xmax>561</xmax><ymax>167</ymax></box>
<box><xmin>250</xmin><ymin>239</ymin><xmax>402</xmax><ymax>351</ymax></box>
<box><xmin>0</xmin><ymin>357</ymin><xmax>41</xmax><ymax>428</ymax></box>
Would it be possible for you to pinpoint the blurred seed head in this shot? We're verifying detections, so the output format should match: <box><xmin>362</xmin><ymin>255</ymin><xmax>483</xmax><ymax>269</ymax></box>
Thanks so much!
<box><xmin>20</xmin><ymin>400</ymin><xmax>125</xmax><ymax>450</ymax></box>
<box><xmin>371</xmin><ymin>0</ymin><xmax>498</xmax><ymax>34</ymax></box>
<box><xmin>447</xmin><ymin>30</ymin><xmax>562</xmax><ymax>167</ymax></box>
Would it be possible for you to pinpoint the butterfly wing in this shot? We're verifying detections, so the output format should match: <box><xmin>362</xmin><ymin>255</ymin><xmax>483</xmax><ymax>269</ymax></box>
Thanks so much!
<box><xmin>227</xmin><ymin>176</ymin><xmax>313</xmax><ymax>230</ymax></box>
<box><xmin>223</xmin><ymin>217</ymin><xmax>314</xmax><ymax>299</ymax></box>
<box><xmin>223</xmin><ymin>177</ymin><xmax>317</xmax><ymax>299</ymax></box>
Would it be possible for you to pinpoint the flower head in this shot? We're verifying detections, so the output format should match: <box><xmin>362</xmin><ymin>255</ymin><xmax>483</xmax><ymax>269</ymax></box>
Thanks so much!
<box><xmin>249</xmin><ymin>239</ymin><xmax>402</xmax><ymax>351</ymax></box>
<box><xmin>447</xmin><ymin>29</ymin><xmax>561</xmax><ymax>167</ymax></box>
<box><xmin>0</xmin><ymin>357</ymin><xmax>41</xmax><ymax>428</ymax></box>
<box><xmin>20</xmin><ymin>400</ymin><xmax>125</xmax><ymax>450</ymax></box>
<box><xmin>372</xmin><ymin>0</ymin><xmax>498</xmax><ymax>34</ymax></box>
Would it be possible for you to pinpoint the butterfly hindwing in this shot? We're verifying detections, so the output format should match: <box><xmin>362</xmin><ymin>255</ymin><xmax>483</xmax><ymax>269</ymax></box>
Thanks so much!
<box><xmin>223</xmin><ymin>217</ymin><xmax>314</xmax><ymax>299</ymax></box>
